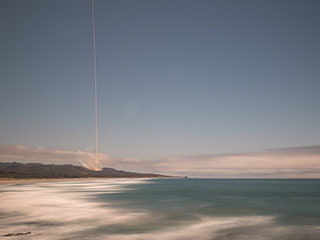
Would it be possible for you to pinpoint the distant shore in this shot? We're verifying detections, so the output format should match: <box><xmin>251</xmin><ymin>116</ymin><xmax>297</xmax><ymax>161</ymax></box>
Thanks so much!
<box><xmin>0</xmin><ymin>177</ymin><xmax>168</xmax><ymax>185</ymax></box>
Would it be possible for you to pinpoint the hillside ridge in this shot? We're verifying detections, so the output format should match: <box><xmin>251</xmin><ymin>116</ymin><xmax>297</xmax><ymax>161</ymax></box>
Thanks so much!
<box><xmin>0</xmin><ymin>162</ymin><xmax>169</xmax><ymax>178</ymax></box>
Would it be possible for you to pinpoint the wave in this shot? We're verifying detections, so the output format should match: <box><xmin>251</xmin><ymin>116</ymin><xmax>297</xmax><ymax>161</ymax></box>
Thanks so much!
<box><xmin>0</xmin><ymin>180</ymin><xmax>319</xmax><ymax>240</ymax></box>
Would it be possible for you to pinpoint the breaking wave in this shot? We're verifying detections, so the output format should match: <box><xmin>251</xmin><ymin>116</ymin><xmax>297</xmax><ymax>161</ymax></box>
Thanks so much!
<box><xmin>0</xmin><ymin>179</ymin><xmax>319</xmax><ymax>240</ymax></box>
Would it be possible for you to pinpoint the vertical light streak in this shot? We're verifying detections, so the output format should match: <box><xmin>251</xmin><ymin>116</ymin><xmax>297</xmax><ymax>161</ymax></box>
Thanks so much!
<box><xmin>91</xmin><ymin>0</ymin><xmax>99</xmax><ymax>170</ymax></box>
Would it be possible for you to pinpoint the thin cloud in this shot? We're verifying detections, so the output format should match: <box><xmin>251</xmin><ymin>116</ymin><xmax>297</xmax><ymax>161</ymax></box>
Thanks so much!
<box><xmin>0</xmin><ymin>144</ymin><xmax>110</xmax><ymax>170</ymax></box>
<box><xmin>266</xmin><ymin>145</ymin><xmax>320</xmax><ymax>155</ymax></box>
<box><xmin>107</xmin><ymin>145</ymin><xmax>320</xmax><ymax>178</ymax></box>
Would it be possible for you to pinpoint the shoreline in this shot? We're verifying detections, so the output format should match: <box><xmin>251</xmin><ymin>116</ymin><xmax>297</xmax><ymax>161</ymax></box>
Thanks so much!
<box><xmin>0</xmin><ymin>177</ymin><xmax>168</xmax><ymax>185</ymax></box>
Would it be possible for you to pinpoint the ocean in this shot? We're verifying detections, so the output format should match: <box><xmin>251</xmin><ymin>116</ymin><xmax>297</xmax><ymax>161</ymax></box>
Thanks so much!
<box><xmin>1</xmin><ymin>179</ymin><xmax>320</xmax><ymax>239</ymax></box>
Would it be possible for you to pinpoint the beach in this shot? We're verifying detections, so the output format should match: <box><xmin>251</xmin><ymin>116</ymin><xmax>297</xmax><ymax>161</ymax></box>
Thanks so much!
<box><xmin>0</xmin><ymin>177</ymin><xmax>156</xmax><ymax>185</ymax></box>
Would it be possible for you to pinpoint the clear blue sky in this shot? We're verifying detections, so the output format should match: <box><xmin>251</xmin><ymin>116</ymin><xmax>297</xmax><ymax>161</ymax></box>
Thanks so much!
<box><xmin>1</xmin><ymin>0</ymin><xmax>320</xmax><ymax>161</ymax></box>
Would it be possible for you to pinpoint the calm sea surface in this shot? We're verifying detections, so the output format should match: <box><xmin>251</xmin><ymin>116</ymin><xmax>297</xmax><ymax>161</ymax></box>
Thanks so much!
<box><xmin>1</xmin><ymin>179</ymin><xmax>320</xmax><ymax>239</ymax></box>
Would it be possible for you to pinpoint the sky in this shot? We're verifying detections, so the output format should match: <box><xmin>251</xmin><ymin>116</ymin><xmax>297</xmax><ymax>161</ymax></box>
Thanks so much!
<box><xmin>0</xmin><ymin>0</ymin><xmax>320</xmax><ymax>177</ymax></box>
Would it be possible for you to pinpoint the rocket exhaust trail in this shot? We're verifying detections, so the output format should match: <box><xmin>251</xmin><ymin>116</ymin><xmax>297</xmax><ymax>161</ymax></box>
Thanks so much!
<box><xmin>91</xmin><ymin>0</ymin><xmax>99</xmax><ymax>170</ymax></box>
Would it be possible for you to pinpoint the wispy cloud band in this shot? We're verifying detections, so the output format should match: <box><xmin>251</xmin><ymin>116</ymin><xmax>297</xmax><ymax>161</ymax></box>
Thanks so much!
<box><xmin>0</xmin><ymin>144</ymin><xmax>109</xmax><ymax>170</ymax></box>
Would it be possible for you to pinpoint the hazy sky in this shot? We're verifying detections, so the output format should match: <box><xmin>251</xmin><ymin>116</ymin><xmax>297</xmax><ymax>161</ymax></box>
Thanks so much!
<box><xmin>1</xmin><ymin>0</ymin><xmax>320</xmax><ymax>176</ymax></box>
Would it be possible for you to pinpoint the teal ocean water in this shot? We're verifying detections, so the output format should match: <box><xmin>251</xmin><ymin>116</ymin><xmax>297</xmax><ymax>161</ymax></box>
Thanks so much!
<box><xmin>1</xmin><ymin>179</ymin><xmax>320</xmax><ymax>239</ymax></box>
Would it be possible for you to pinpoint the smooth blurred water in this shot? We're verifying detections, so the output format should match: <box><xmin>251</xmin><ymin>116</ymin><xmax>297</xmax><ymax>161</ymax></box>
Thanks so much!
<box><xmin>1</xmin><ymin>179</ymin><xmax>320</xmax><ymax>239</ymax></box>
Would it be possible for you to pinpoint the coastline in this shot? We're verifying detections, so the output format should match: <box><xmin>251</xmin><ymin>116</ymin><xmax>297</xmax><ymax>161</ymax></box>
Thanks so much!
<box><xmin>0</xmin><ymin>177</ymin><xmax>167</xmax><ymax>185</ymax></box>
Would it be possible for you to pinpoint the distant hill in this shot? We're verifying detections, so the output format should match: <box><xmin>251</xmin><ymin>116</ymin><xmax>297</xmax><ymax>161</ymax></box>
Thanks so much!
<box><xmin>0</xmin><ymin>162</ymin><xmax>169</xmax><ymax>179</ymax></box>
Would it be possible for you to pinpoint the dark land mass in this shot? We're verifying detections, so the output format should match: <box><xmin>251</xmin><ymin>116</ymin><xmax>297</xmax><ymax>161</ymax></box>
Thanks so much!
<box><xmin>0</xmin><ymin>162</ymin><xmax>169</xmax><ymax>179</ymax></box>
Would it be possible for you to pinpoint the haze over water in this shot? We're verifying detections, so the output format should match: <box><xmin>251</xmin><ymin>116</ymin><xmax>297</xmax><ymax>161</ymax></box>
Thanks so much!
<box><xmin>1</xmin><ymin>179</ymin><xmax>320</xmax><ymax>240</ymax></box>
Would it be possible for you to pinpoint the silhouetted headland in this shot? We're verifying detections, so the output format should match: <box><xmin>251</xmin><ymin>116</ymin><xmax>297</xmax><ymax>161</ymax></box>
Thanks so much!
<box><xmin>0</xmin><ymin>162</ymin><xmax>170</xmax><ymax>179</ymax></box>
